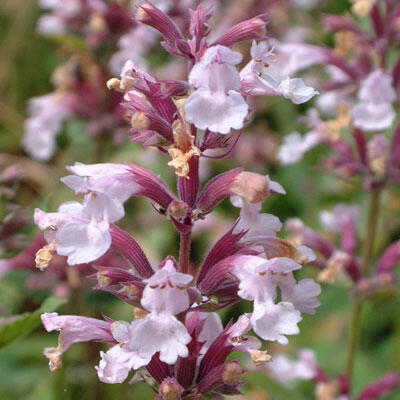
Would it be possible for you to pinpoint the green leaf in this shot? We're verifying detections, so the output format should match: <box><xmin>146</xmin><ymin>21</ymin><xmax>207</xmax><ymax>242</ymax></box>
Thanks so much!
<box><xmin>0</xmin><ymin>297</ymin><xmax>66</xmax><ymax>349</ymax></box>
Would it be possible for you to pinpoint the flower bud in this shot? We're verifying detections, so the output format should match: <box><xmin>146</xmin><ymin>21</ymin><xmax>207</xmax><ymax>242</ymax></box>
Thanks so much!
<box><xmin>230</xmin><ymin>172</ymin><xmax>269</xmax><ymax>203</ymax></box>
<box><xmin>358</xmin><ymin>373</ymin><xmax>399</xmax><ymax>400</ymax></box>
<box><xmin>137</xmin><ymin>3</ymin><xmax>184</xmax><ymax>48</ymax></box>
<box><xmin>168</xmin><ymin>200</ymin><xmax>189</xmax><ymax>221</ymax></box>
<box><xmin>159</xmin><ymin>378</ymin><xmax>183</xmax><ymax>400</ymax></box>
<box><xmin>214</xmin><ymin>16</ymin><xmax>267</xmax><ymax>47</ymax></box>
<box><xmin>222</xmin><ymin>361</ymin><xmax>242</xmax><ymax>385</ymax></box>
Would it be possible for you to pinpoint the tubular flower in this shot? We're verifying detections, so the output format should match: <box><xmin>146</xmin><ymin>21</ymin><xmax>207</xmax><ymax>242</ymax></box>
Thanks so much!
<box><xmin>185</xmin><ymin>45</ymin><xmax>249</xmax><ymax>134</ymax></box>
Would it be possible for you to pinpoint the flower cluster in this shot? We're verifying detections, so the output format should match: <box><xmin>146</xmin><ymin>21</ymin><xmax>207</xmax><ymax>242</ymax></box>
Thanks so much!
<box><xmin>286</xmin><ymin>203</ymin><xmax>398</xmax><ymax>298</ymax></box>
<box><xmin>23</xmin><ymin>0</ymin><xmax>193</xmax><ymax>161</ymax></box>
<box><xmin>34</xmin><ymin>3</ymin><xmax>322</xmax><ymax>398</ymax></box>
<box><xmin>276</xmin><ymin>3</ymin><xmax>400</xmax><ymax>189</ymax></box>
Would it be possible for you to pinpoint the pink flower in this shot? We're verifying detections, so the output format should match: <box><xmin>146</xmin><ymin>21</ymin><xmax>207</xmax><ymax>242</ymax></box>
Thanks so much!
<box><xmin>41</xmin><ymin>312</ymin><xmax>114</xmax><ymax>371</ymax></box>
<box><xmin>278</xmin><ymin>274</ymin><xmax>321</xmax><ymax>315</ymax></box>
<box><xmin>233</xmin><ymin>201</ymin><xmax>282</xmax><ymax>241</ymax></box>
<box><xmin>353</xmin><ymin>70</ymin><xmax>396</xmax><ymax>131</ymax></box>
<box><xmin>232</xmin><ymin>255</ymin><xmax>320</xmax><ymax>344</ymax></box>
<box><xmin>192</xmin><ymin>312</ymin><xmax>224</xmax><ymax>353</ymax></box>
<box><xmin>128</xmin><ymin>258</ymin><xmax>193</xmax><ymax>364</ymax></box>
<box><xmin>228</xmin><ymin>314</ymin><xmax>261</xmax><ymax>353</ymax></box>
<box><xmin>96</xmin><ymin>321</ymin><xmax>151</xmax><ymax>384</ymax></box>
<box><xmin>266</xmin><ymin>349</ymin><xmax>318</xmax><ymax>386</ymax></box>
<box><xmin>251</xmin><ymin>301</ymin><xmax>301</xmax><ymax>345</ymax></box>
<box><xmin>319</xmin><ymin>204</ymin><xmax>360</xmax><ymax>234</ymax></box>
<box><xmin>61</xmin><ymin>162</ymin><xmax>142</xmax><ymax>221</ymax></box>
<box><xmin>34</xmin><ymin>201</ymin><xmax>112</xmax><ymax>265</ymax></box>
<box><xmin>231</xmin><ymin>175</ymin><xmax>284</xmax><ymax>241</ymax></box>
<box><xmin>278</xmin><ymin>131</ymin><xmax>323</xmax><ymax>164</ymax></box>
<box><xmin>232</xmin><ymin>255</ymin><xmax>305</xmax><ymax>344</ymax></box>
<box><xmin>185</xmin><ymin>45</ymin><xmax>249</xmax><ymax>134</ymax></box>
<box><xmin>23</xmin><ymin>94</ymin><xmax>72</xmax><ymax>161</ymax></box>
<box><xmin>240</xmin><ymin>41</ymin><xmax>319</xmax><ymax>104</ymax></box>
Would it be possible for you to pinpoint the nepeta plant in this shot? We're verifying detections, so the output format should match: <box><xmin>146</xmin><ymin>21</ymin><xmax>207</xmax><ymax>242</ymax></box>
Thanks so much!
<box><xmin>34</xmin><ymin>3</ymin><xmax>322</xmax><ymax>398</ymax></box>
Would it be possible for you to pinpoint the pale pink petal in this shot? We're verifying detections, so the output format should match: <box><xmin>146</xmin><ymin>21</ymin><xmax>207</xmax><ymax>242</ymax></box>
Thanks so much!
<box><xmin>141</xmin><ymin>258</ymin><xmax>192</xmax><ymax>315</ymax></box>
<box><xmin>55</xmin><ymin>219</ymin><xmax>111</xmax><ymax>265</ymax></box>
<box><xmin>96</xmin><ymin>345</ymin><xmax>150</xmax><ymax>384</ymax></box>
<box><xmin>352</xmin><ymin>101</ymin><xmax>395</xmax><ymax>131</ymax></box>
<box><xmin>278</xmin><ymin>77</ymin><xmax>319</xmax><ymax>104</ymax></box>
<box><xmin>185</xmin><ymin>89</ymin><xmax>248</xmax><ymax>134</ymax></box>
<box><xmin>130</xmin><ymin>314</ymin><xmax>191</xmax><ymax>364</ymax></box>
<box><xmin>251</xmin><ymin>301</ymin><xmax>301</xmax><ymax>345</ymax></box>
<box><xmin>278</xmin><ymin>131</ymin><xmax>323</xmax><ymax>164</ymax></box>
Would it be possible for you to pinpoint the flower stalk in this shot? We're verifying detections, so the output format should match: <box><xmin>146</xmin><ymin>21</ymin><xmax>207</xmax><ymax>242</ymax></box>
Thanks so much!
<box><xmin>345</xmin><ymin>187</ymin><xmax>382</xmax><ymax>387</ymax></box>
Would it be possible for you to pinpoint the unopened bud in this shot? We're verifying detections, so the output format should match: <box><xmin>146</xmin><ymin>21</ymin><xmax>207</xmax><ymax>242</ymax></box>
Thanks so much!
<box><xmin>222</xmin><ymin>361</ymin><xmax>242</xmax><ymax>385</ymax></box>
<box><xmin>136</xmin><ymin>3</ymin><xmax>153</xmax><ymax>22</ymax></box>
<box><xmin>159</xmin><ymin>378</ymin><xmax>183</xmax><ymax>400</ymax></box>
<box><xmin>131</xmin><ymin>112</ymin><xmax>150</xmax><ymax>131</ymax></box>
<box><xmin>231</xmin><ymin>172</ymin><xmax>269</xmax><ymax>203</ymax></box>
<box><xmin>168</xmin><ymin>200</ymin><xmax>188</xmax><ymax>220</ymax></box>
<box><xmin>250</xmin><ymin>349</ymin><xmax>272</xmax><ymax>366</ymax></box>
<box><xmin>215</xmin><ymin>16</ymin><xmax>266</xmax><ymax>47</ymax></box>
<box><xmin>35</xmin><ymin>244</ymin><xmax>56</xmax><ymax>271</ymax></box>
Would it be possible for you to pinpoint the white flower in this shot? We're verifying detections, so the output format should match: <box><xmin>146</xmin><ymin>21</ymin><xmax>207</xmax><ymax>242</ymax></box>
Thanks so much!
<box><xmin>233</xmin><ymin>201</ymin><xmax>282</xmax><ymax>241</ymax></box>
<box><xmin>251</xmin><ymin>300</ymin><xmax>301</xmax><ymax>345</ymax></box>
<box><xmin>278</xmin><ymin>131</ymin><xmax>323</xmax><ymax>164</ymax></box>
<box><xmin>240</xmin><ymin>41</ymin><xmax>319</xmax><ymax>104</ymax></box>
<box><xmin>185</xmin><ymin>45</ymin><xmax>248</xmax><ymax>134</ymax></box>
<box><xmin>61</xmin><ymin>162</ymin><xmax>141</xmax><ymax>221</ymax></box>
<box><xmin>96</xmin><ymin>321</ymin><xmax>151</xmax><ymax>384</ymax></box>
<box><xmin>34</xmin><ymin>201</ymin><xmax>112</xmax><ymax>265</ymax></box>
<box><xmin>278</xmin><ymin>77</ymin><xmax>319</xmax><ymax>104</ymax></box>
<box><xmin>353</xmin><ymin>69</ymin><xmax>396</xmax><ymax>131</ymax></box>
<box><xmin>23</xmin><ymin>94</ymin><xmax>71</xmax><ymax>161</ymax></box>
<box><xmin>232</xmin><ymin>255</ymin><xmax>320</xmax><ymax>344</ymax></box>
<box><xmin>266</xmin><ymin>349</ymin><xmax>318</xmax><ymax>386</ymax></box>
<box><xmin>319</xmin><ymin>204</ymin><xmax>360</xmax><ymax>233</ymax></box>
<box><xmin>127</xmin><ymin>258</ymin><xmax>193</xmax><ymax>364</ymax></box>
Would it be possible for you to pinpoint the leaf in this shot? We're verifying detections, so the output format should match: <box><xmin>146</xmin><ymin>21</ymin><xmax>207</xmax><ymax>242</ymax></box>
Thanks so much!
<box><xmin>0</xmin><ymin>297</ymin><xmax>66</xmax><ymax>349</ymax></box>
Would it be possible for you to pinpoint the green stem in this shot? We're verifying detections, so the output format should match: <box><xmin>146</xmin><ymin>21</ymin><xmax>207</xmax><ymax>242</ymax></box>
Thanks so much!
<box><xmin>345</xmin><ymin>301</ymin><xmax>362</xmax><ymax>383</ymax></box>
<box><xmin>345</xmin><ymin>188</ymin><xmax>381</xmax><ymax>386</ymax></box>
<box><xmin>360</xmin><ymin>189</ymin><xmax>381</xmax><ymax>276</ymax></box>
